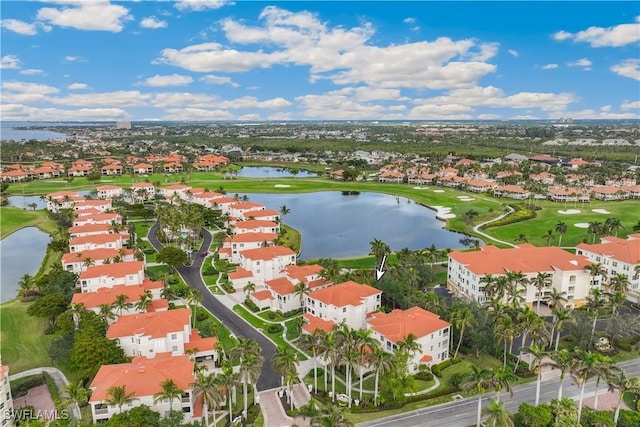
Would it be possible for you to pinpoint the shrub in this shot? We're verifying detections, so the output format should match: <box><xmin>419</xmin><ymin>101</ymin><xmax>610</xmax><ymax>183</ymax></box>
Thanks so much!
<box><xmin>202</xmin><ymin>267</ymin><xmax>217</xmax><ymax>277</ymax></box>
<box><xmin>143</xmin><ymin>249</ymin><xmax>155</xmax><ymax>255</ymax></box>
<box><xmin>480</xmin><ymin>204</ymin><xmax>536</xmax><ymax>230</ymax></box>
<box><xmin>10</xmin><ymin>375</ymin><xmax>45</xmax><ymax>397</ymax></box>
<box><xmin>196</xmin><ymin>312</ymin><xmax>208</xmax><ymax>322</ymax></box>
<box><xmin>307</xmin><ymin>368</ymin><xmax>325</xmax><ymax>379</ymax></box>
<box><xmin>168</xmin><ymin>277</ymin><xmax>179</xmax><ymax>285</ymax></box>
<box><xmin>244</xmin><ymin>298</ymin><xmax>260</xmax><ymax>313</ymax></box>
<box><xmin>267</xmin><ymin>324</ymin><xmax>283</xmax><ymax>334</ymax></box>
<box><xmin>431</xmin><ymin>358</ymin><xmax>460</xmax><ymax>377</ymax></box>
<box><xmin>414</xmin><ymin>371</ymin><xmax>434</xmax><ymax>382</ymax></box>
<box><xmin>267</xmin><ymin>312</ymin><xmax>277</xmax><ymax>320</ymax></box>
<box><xmin>449</xmin><ymin>371</ymin><xmax>471</xmax><ymax>389</ymax></box>
<box><xmin>246</xmin><ymin>404</ymin><xmax>260</xmax><ymax>424</ymax></box>
<box><xmin>282</xmin><ymin>308</ymin><xmax>303</xmax><ymax>318</ymax></box>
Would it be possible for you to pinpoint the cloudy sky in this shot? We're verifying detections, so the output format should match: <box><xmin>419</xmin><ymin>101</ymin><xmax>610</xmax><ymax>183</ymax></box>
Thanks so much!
<box><xmin>1</xmin><ymin>1</ymin><xmax>639</xmax><ymax>121</ymax></box>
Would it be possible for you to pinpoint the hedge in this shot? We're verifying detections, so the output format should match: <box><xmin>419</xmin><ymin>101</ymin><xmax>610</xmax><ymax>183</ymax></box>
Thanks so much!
<box><xmin>10</xmin><ymin>375</ymin><xmax>45</xmax><ymax>397</ymax></box>
<box><xmin>431</xmin><ymin>357</ymin><xmax>461</xmax><ymax>377</ymax></box>
<box><xmin>244</xmin><ymin>298</ymin><xmax>260</xmax><ymax>313</ymax></box>
<box><xmin>267</xmin><ymin>324</ymin><xmax>284</xmax><ymax>334</ymax></box>
<box><xmin>480</xmin><ymin>204</ymin><xmax>536</xmax><ymax>230</ymax></box>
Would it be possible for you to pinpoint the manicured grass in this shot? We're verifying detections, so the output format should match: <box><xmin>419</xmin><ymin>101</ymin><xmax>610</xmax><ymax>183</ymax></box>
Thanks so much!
<box><xmin>194</xmin><ymin>306</ymin><xmax>235</xmax><ymax>350</ymax></box>
<box><xmin>285</xmin><ymin>318</ymin><xmax>302</xmax><ymax>340</ymax></box>
<box><xmin>280</xmin><ymin>224</ymin><xmax>301</xmax><ymax>254</ymax></box>
<box><xmin>623</xmin><ymin>391</ymin><xmax>639</xmax><ymax>411</ymax></box>
<box><xmin>0</xmin><ymin>207</ymin><xmax>58</xmax><ymax>239</ymax></box>
<box><xmin>257</xmin><ymin>310</ymin><xmax>285</xmax><ymax>322</ymax></box>
<box><xmin>0</xmin><ymin>300</ymin><xmax>54</xmax><ymax>374</ymax></box>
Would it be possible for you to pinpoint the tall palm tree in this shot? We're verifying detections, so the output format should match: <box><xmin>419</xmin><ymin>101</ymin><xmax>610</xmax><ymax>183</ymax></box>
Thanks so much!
<box><xmin>336</xmin><ymin>325</ymin><xmax>359</xmax><ymax>408</ymax></box>
<box><xmin>190</xmin><ymin>372</ymin><xmax>222</xmax><ymax>427</ymax></box>
<box><xmin>461</xmin><ymin>365</ymin><xmax>496</xmax><ymax>427</ymax></box>
<box><xmin>238</xmin><ymin>353</ymin><xmax>264</xmax><ymax>420</ymax></box>
<box><xmin>98</xmin><ymin>303</ymin><xmax>116</xmax><ymax>324</ymax></box>
<box><xmin>113</xmin><ymin>294</ymin><xmax>132</xmax><ymax>316</ymax></box>
<box><xmin>450</xmin><ymin>306</ymin><xmax>475</xmax><ymax>359</ymax></box>
<box><xmin>60</xmin><ymin>379</ymin><xmax>88</xmax><ymax>409</ymax></box>
<box><xmin>551</xmin><ymin>308</ymin><xmax>575</xmax><ymax>351</ymax></box>
<box><xmin>586</xmin><ymin>288</ymin><xmax>608</xmax><ymax>344</ymax></box>
<box><xmin>354</xmin><ymin>328</ymin><xmax>376</xmax><ymax>401</ymax></box>
<box><xmin>279</xmin><ymin>205</ymin><xmax>291</xmax><ymax>223</ymax></box>
<box><xmin>608</xmin><ymin>273</ymin><xmax>630</xmax><ymax>295</ymax></box>
<box><xmin>369</xmin><ymin>238</ymin><xmax>390</xmax><ymax>265</ymax></box>
<box><xmin>554</xmin><ymin>221</ymin><xmax>568</xmax><ymax>247</ymax></box>
<box><xmin>542</xmin><ymin>229</ymin><xmax>555</xmax><ymax>246</ymax></box>
<box><xmin>571</xmin><ymin>349</ymin><xmax>599</xmax><ymax>423</ymax></box>
<box><xmin>366</xmin><ymin>346</ymin><xmax>394</xmax><ymax>406</ymax></box>
<box><xmin>544</xmin><ymin>349</ymin><xmax>573</xmax><ymax>400</ymax></box>
<box><xmin>607</xmin><ymin>370</ymin><xmax>640</xmax><ymax>425</ymax></box>
<box><xmin>531</xmin><ymin>272</ymin><xmax>551</xmax><ymax>314</ymax></box>
<box><xmin>480</xmin><ymin>274</ymin><xmax>498</xmax><ymax>299</ymax></box>
<box><xmin>525</xmin><ymin>344</ymin><xmax>547</xmax><ymax>406</ymax></box>
<box><xmin>516</xmin><ymin>308</ymin><xmax>543</xmax><ymax>355</ymax></box>
<box><xmin>272</xmin><ymin>346</ymin><xmax>298</xmax><ymax>411</ymax></box>
<box><xmin>546</xmin><ymin>288</ymin><xmax>568</xmax><ymax>311</ymax></box>
<box><xmin>135</xmin><ymin>290</ymin><xmax>153</xmax><ymax>313</ymax></box>
<box><xmin>186</xmin><ymin>288</ymin><xmax>203</xmax><ymax>328</ymax></box>
<box><xmin>591</xmin><ymin>354</ymin><xmax>617</xmax><ymax>411</ymax></box>
<box><xmin>492</xmin><ymin>366</ymin><xmax>517</xmax><ymax>403</ymax></box>
<box><xmin>299</xmin><ymin>330</ymin><xmax>325</xmax><ymax>393</ymax></box>
<box><xmin>320</xmin><ymin>330</ymin><xmax>341</xmax><ymax>401</ymax></box>
<box><xmin>105</xmin><ymin>385</ymin><xmax>136</xmax><ymax>414</ymax></box>
<box><xmin>293</xmin><ymin>281</ymin><xmax>310</xmax><ymax>307</ymax></box>
<box><xmin>494</xmin><ymin>316</ymin><xmax>516</xmax><ymax>367</ymax></box>
<box><xmin>218</xmin><ymin>361</ymin><xmax>240</xmax><ymax>425</ymax></box>
<box><xmin>482</xmin><ymin>398</ymin><xmax>514</xmax><ymax>427</ymax></box>
<box><xmin>604</xmin><ymin>217</ymin><xmax>624</xmax><ymax>237</ymax></box>
<box><xmin>585</xmin><ymin>262</ymin><xmax>608</xmax><ymax>288</ymax></box>
<box><xmin>153</xmin><ymin>379</ymin><xmax>184</xmax><ymax>418</ymax></box>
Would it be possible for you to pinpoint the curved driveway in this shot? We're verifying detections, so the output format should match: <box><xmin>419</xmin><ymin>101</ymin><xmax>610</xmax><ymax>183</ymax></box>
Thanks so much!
<box><xmin>147</xmin><ymin>222</ymin><xmax>280</xmax><ymax>391</ymax></box>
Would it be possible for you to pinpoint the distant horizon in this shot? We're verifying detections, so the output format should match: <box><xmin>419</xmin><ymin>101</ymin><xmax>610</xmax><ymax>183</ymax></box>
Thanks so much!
<box><xmin>1</xmin><ymin>1</ymin><xmax>638</xmax><ymax>121</ymax></box>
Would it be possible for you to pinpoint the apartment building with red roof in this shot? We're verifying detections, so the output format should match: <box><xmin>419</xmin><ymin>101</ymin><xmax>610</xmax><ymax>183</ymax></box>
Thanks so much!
<box><xmin>0</xmin><ymin>169</ymin><xmax>30</xmax><ymax>182</ymax></box>
<box><xmin>448</xmin><ymin>244</ymin><xmax>593</xmax><ymax>307</ymax></box>
<box><xmin>132</xmin><ymin>163</ymin><xmax>154</xmax><ymax>174</ymax></box>
<box><xmin>69</xmin><ymin>223</ymin><xmax>113</xmax><ymax>238</ymax></box>
<box><xmin>71</xmin><ymin>282</ymin><xmax>166</xmax><ymax>320</ymax></box>
<box><xmin>233</xmin><ymin>220</ymin><xmax>279</xmax><ymax>235</ymax></box>
<box><xmin>73</xmin><ymin>199</ymin><xmax>112</xmax><ymax>213</ymax></box>
<box><xmin>160</xmin><ymin>184</ymin><xmax>191</xmax><ymax>199</ymax></box>
<box><xmin>45</xmin><ymin>190</ymin><xmax>84</xmax><ymax>212</ymax></box>
<box><xmin>367</xmin><ymin>307</ymin><xmax>451</xmax><ymax>371</ymax></box>
<box><xmin>228</xmin><ymin>202</ymin><xmax>265</xmax><ymax>219</ymax></box>
<box><xmin>69</xmin><ymin>233</ymin><xmax>125</xmax><ymax>253</ymax></box>
<box><xmin>130</xmin><ymin>182</ymin><xmax>156</xmax><ymax>201</ymax></box>
<box><xmin>163</xmin><ymin>162</ymin><xmax>183</xmax><ymax>173</ymax></box>
<box><xmin>547</xmin><ymin>187</ymin><xmax>590</xmax><ymax>203</ymax></box>
<box><xmin>72</xmin><ymin>212</ymin><xmax>121</xmax><ymax>227</ymax></box>
<box><xmin>493</xmin><ymin>185</ymin><xmax>530</xmax><ymax>200</ymax></box>
<box><xmin>303</xmin><ymin>281</ymin><xmax>382</xmax><ymax>332</ymax></box>
<box><xmin>577</xmin><ymin>234</ymin><xmax>640</xmax><ymax>302</ymax></box>
<box><xmin>63</xmin><ymin>247</ymin><xmax>135</xmax><ymax>274</ymax></box>
<box><xmin>106</xmin><ymin>308</ymin><xmax>217</xmax><ymax>362</ymax></box>
<box><xmin>96</xmin><ymin>185</ymin><xmax>123</xmax><ymax>199</ymax></box>
<box><xmin>241</xmin><ymin>209</ymin><xmax>280</xmax><ymax>222</ymax></box>
<box><xmin>67</xmin><ymin>164</ymin><xmax>92</xmax><ymax>177</ymax></box>
<box><xmin>89</xmin><ymin>354</ymin><xmax>202</xmax><ymax>424</ymax></box>
<box><xmin>591</xmin><ymin>186</ymin><xmax>630</xmax><ymax>201</ymax></box>
<box><xmin>229</xmin><ymin>245</ymin><xmax>297</xmax><ymax>289</ymax></box>
<box><xmin>218</xmin><ymin>232</ymin><xmax>278</xmax><ymax>264</ymax></box>
<box><xmin>101</xmin><ymin>164</ymin><xmax>123</xmax><ymax>176</ymax></box>
<box><xmin>78</xmin><ymin>261</ymin><xmax>145</xmax><ymax>293</ymax></box>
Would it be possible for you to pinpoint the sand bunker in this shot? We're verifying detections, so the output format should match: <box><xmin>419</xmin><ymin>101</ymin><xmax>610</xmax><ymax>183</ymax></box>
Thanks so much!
<box><xmin>413</xmin><ymin>187</ymin><xmax>427</xmax><ymax>190</ymax></box>
<box><xmin>592</xmin><ymin>209</ymin><xmax>611</xmax><ymax>214</ymax></box>
<box><xmin>433</xmin><ymin>206</ymin><xmax>456</xmax><ymax>220</ymax></box>
<box><xmin>460</xmin><ymin>198</ymin><xmax>476</xmax><ymax>201</ymax></box>
<box><xmin>433</xmin><ymin>190</ymin><xmax>445</xmax><ymax>193</ymax></box>
<box><xmin>574</xmin><ymin>223</ymin><xmax>590</xmax><ymax>228</ymax></box>
<box><xmin>558</xmin><ymin>209</ymin><xmax>581</xmax><ymax>215</ymax></box>
<box><xmin>274</xmin><ymin>184</ymin><xmax>291</xmax><ymax>188</ymax></box>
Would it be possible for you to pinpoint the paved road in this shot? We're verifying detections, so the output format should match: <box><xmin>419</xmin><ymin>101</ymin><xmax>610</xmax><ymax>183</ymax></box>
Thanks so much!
<box><xmin>147</xmin><ymin>222</ymin><xmax>280</xmax><ymax>391</ymax></box>
<box><xmin>358</xmin><ymin>358</ymin><xmax>640</xmax><ymax>427</ymax></box>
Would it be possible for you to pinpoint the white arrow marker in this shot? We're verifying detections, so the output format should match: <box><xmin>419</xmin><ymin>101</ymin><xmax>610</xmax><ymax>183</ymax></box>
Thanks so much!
<box><xmin>375</xmin><ymin>255</ymin><xmax>387</xmax><ymax>281</ymax></box>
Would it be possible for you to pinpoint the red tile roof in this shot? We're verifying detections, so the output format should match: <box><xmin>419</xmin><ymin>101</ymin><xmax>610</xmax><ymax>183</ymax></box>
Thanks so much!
<box><xmin>68</xmin><ymin>223</ymin><xmax>112</xmax><ymax>234</ymax></box>
<box><xmin>97</xmin><ymin>185</ymin><xmax>121</xmax><ymax>191</ymax></box>
<box><xmin>228</xmin><ymin>267</ymin><xmax>253</xmax><ymax>280</ymax></box>
<box><xmin>131</xmin><ymin>182</ymin><xmax>154</xmax><ymax>188</ymax></box>
<box><xmin>241</xmin><ymin>245</ymin><xmax>295</xmax><ymax>261</ymax></box>
<box><xmin>242</xmin><ymin>209</ymin><xmax>279</xmax><ymax>219</ymax></box>
<box><xmin>234</xmin><ymin>220</ymin><xmax>278</xmax><ymax>230</ymax></box>
<box><xmin>577</xmin><ymin>234</ymin><xmax>640</xmax><ymax>265</ymax></box>
<box><xmin>71</xmin><ymin>283</ymin><xmax>160</xmax><ymax>309</ymax></box>
<box><xmin>303</xmin><ymin>313</ymin><xmax>335</xmax><ymax>334</ymax></box>
<box><xmin>308</xmin><ymin>281</ymin><xmax>381</xmax><ymax>307</ymax></box>
<box><xmin>367</xmin><ymin>307</ymin><xmax>450</xmax><ymax>343</ymax></box>
<box><xmin>70</xmin><ymin>233</ymin><xmax>123</xmax><ymax>246</ymax></box>
<box><xmin>184</xmin><ymin>331</ymin><xmax>217</xmax><ymax>352</ymax></box>
<box><xmin>252</xmin><ymin>290</ymin><xmax>273</xmax><ymax>301</ymax></box>
<box><xmin>265</xmin><ymin>277</ymin><xmax>295</xmax><ymax>296</ymax></box>
<box><xmin>106</xmin><ymin>308</ymin><xmax>190</xmax><ymax>339</ymax></box>
<box><xmin>79</xmin><ymin>261</ymin><xmax>144</xmax><ymax>280</ymax></box>
<box><xmin>62</xmin><ymin>248</ymin><xmax>133</xmax><ymax>264</ymax></box>
<box><xmin>449</xmin><ymin>244</ymin><xmax>591</xmax><ymax>275</ymax></box>
<box><xmin>229</xmin><ymin>202</ymin><xmax>265</xmax><ymax>210</ymax></box>
<box><xmin>223</xmin><ymin>232</ymin><xmax>277</xmax><ymax>244</ymax></box>
<box><xmin>285</xmin><ymin>264</ymin><xmax>324</xmax><ymax>282</ymax></box>
<box><xmin>89</xmin><ymin>353</ymin><xmax>195</xmax><ymax>402</ymax></box>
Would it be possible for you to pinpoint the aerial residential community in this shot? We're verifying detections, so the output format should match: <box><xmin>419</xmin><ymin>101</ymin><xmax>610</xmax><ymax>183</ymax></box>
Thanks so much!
<box><xmin>1</xmin><ymin>1</ymin><xmax>640</xmax><ymax>427</ymax></box>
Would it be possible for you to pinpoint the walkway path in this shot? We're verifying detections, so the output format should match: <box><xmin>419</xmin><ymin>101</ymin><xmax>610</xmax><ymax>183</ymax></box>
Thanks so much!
<box><xmin>9</xmin><ymin>367</ymin><xmax>81</xmax><ymax>421</ymax></box>
<box><xmin>258</xmin><ymin>385</ymin><xmax>311</xmax><ymax>427</ymax></box>
<box><xmin>472</xmin><ymin>205</ymin><xmax>516</xmax><ymax>247</ymax></box>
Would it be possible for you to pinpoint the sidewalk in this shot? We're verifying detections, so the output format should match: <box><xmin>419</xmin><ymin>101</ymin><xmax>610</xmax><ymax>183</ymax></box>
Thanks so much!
<box><xmin>258</xmin><ymin>387</ymin><xmax>310</xmax><ymax>427</ymax></box>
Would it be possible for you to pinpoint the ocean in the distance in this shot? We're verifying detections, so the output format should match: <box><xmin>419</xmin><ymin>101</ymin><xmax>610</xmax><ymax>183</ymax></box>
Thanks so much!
<box><xmin>0</xmin><ymin>121</ymin><xmax>77</xmax><ymax>141</ymax></box>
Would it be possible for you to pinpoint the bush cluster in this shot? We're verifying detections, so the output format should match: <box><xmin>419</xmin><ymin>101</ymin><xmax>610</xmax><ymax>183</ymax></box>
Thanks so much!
<box><xmin>267</xmin><ymin>324</ymin><xmax>284</xmax><ymax>334</ymax></box>
<box><xmin>431</xmin><ymin>357</ymin><xmax>461</xmax><ymax>377</ymax></box>
<box><xmin>414</xmin><ymin>370</ymin><xmax>434</xmax><ymax>382</ymax></box>
<box><xmin>202</xmin><ymin>267</ymin><xmax>217</xmax><ymax>276</ymax></box>
<box><xmin>281</xmin><ymin>308</ymin><xmax>303</xmax><ymax>318</ymax></box>
<box><xmin>244</xmin><ymin>298</ymin><xmax>260</xmax><ymax>313</ymax></box>
<box><xmin>10</xmin><ymin>375</ymin><xmax>45</xmax><ymax>397</ymax></box>
<box><xmin>480</xmin><ymin>204</ymin><xmax>536</xmax><ymax>230</ymax></box>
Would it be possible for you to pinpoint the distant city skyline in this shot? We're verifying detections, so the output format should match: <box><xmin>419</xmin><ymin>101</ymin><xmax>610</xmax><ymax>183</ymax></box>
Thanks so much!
<box><xmin>1</xmin><ymin>1</ymin><xmax>639</xmax><ymax>122</ymax></box>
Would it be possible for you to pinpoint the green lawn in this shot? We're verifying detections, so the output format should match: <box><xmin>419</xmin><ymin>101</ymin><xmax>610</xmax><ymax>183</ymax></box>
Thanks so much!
<box><xmin>0</xmin><ymin>300</ymin><xmax>54</xmax><ymax>374</ymax></box>
<box><xmin>0</xmin><ymin>207</ymin><xmax>58</xmax><ymax>239</ymax></box>
<box><xmin>280</xmin><ymin>224</ymin><xmax>301</xmax><ymax>254</ymax></box>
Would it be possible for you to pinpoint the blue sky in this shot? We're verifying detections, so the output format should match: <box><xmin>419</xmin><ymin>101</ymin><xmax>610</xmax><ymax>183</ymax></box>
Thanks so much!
<box><xmin>1</xmin><ymin>1</ymin><xmax>639</xmax><ymax>121</ymax></box>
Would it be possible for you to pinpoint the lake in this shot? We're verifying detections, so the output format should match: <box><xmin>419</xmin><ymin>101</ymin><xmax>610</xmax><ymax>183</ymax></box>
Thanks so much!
<box><xmin>0</xmin><ymin>227</ymin><xmax>51</xmax><ymax>303</ymax></box>
<box><xmin>239</xmin><ymin>191</ymin><xmax>466</xmax><ymax>259</ymax></box>
<box><xmin>1</xmin><ymin>122</ymin><xmax>69</xmax><ymax>141</ymax></box>
<box><xmin>236</xmin><ymin>166</ymin><xmax>318</xmax><ymax>178</ymax></box>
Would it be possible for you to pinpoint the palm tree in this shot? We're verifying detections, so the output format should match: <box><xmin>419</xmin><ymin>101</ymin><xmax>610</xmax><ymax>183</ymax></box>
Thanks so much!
<box><xmin>494</xmin><ymin>316</ymin><xmax>516</xmax><ymax>367</ymax></box>
<box><xmin>366</xmin><ymin>346</ymin><xmax>394</xmax><ymax>406</ymax></box>
<box><xmin>554</xmin><ymin>221</ymin><xmax>568</xmax><ymax>247</ymax></box>
<box><xmin>238</xmin><ymin>353</ymin><xmax>264</xmax><ymax>420</ymax></box>
<box><xmin>542</xmin><ymin>229</ymin><xmax>555</xmax><ymax>246</ymax></box>
<box><xmin>591</xmin><ymin>354</ymin><xmax>617</xmax><ymax>410</ymax></box>
<box><xmin>105</xmin><ymin>385</ymin><xmax>136</xmax><ymax>414</ymax></box>
<box><xmin>98</xmin><ymin>303</ymin><xmax>116</xmax><ymax>324</ymax></box>
<box><xmin>531</xmin><ymin>272</ymin><xmax>551</xmax><ymax>314</ymax></box>
<box><xmin>515</xmin><ymin>234</ymin><xmax>528</xmax><ymax>244</ymax></box>
<box><xmin>354</xmin><ymin>328</ymin><xmax>376</xmax><ymax>401</ymax></box>
<box><xmin>450</xmin><ymin>306</ymin><xmax>475</xmax><ymax>359</ymax></box>
<box><xmin>17</xmin><ymin>273</ymin><xmax>35</xmax><ymax>297</ymax></box>
<box><xmin>604</xmin><ymin>217</ymin><xmax>624</xmax><ymax>237</ymax></box>
<box><xmin>546</xmin><ymin>288</ymin><xmax>568</xmax><ymax>311</ymax></box>
<box><xmin>608</xmin><ymin>273</ymin><xmax>630</xmax><ymax>295</ymax></box>
<box><xmin>186</xmin><ymin>288</ymin><xmax>203</xmax><ymax>328</ymax></box>
<box><xmin>279</xmin><ymin>205</ymin><xmax>291</xmax><ymax>223</ymax></box>
<box><xmin>293</xmin><ymin>281</ymin><xmax>310</xmax><ymax>307</ymax></box>
<box><xmin>135</xmin><ymin>290</ymin><xmax>153</xmax><ymax>312</ymax></box>
<box><xmin>153</xmin><ymin>379</ymin><xmax>184</xmax><ymax>417</ymax></box>
<box><xmin>482</xmin><ymin>398</ymin><xmax>514</xmax><ymax>427</ymax></box>
<box><xmin>310</xmin><ymin>404</ymin><xmax>353</xmax><ymax>427</ymax></box>
<box><xmin>218</xmin><ymin>361</ymin><xmax>240</xmax><ymax>425</ymax></box>
<box><xmin>113</xmin><ymin>294</ymin><xmax>132</xmax><ymax>316</ymax></box>
<box><xmin>191</xmin><ymin>372</ymin><xmax>224</xmax><ymax>427</ymax></box>
<box><xmin>60</xmin><ymin>379</ymin><xmax>88</xmax><ymax>410</ymax></box>
<box><xmin>272</xmin><ymin>346</ymin><xmax>298</xmax><ymax>411</ymax></box>
<box><xmin>298</xmin><ymin>330</ymin><xmax>324</xmax><ymax>393</ymax></box>
<box><xmin>480</xmin><ymin>274</ymin><xmax>498</xmax><ymax>299</ymax></box>
<box><xmin>608</xmin><ymin>290</ymin><xmax>627</xmax><ymax>318</ymax></box>
<box><xmin>586</xmin><ymin>288</ymin><xmax>608</xmax><ymax>344</ymax></box>
<box><xmin>492</xmin><ymin>366</ymin><xmax>517</xmax><ymax>403</ymax></box>
<box><xmin>586</xmin><ymin>262</ymin><xmax>608</xmax><ymax>287</ymax></box>
<box><xmin>160</xmin><ymin>284</ymin><xmax>177</xmax><ymax>301</ymax></box>
<box><xmin>397</xmin><ymin>333</ymin><xmax>422</xmax><ymax>362</ymax></box>
<box><xmin>544</xmin><ymin>349</ymin><xmax>573</xmax><ymax>400</ymax></box>
<box><xmin>571</xmin><ymin>349</ymin><xmax>599</xmax><ymax>423</ymax></box>
<box><xmin>70</xmin><ymin>302</ymin><xmax>85</xmax><ymax>330</ymax></box>
<box><xmin>607</xmin><ymin>370</ymin><xmax>640</xmax><ymax>425</ymax></box>
<box><xmin>461</xmin><ymin>365</ymin><xmax>496</xmax><ymax>427</ymax></box>
<box><xmin>369</xmin><ymin>238</ymin><xmax>390</xmax><ymax>265</ymax></box>
<box><xmin>242</xmin><ymin>281</ymin><xmax>256</xmax><ymax>297</ymax></box>
<box><xmin>525</xmin><ymin>344</ymin><xmax>547</xmax><ymax>406</ymax></box>
<box><xmin>319</xmin><ymin>330</ymin><xmax>340</xmax><ymax>401</ymax></box>
<box><xmin>552</xmin><ymin>308</ymin><xmax>575</xmax><ymax>351</ymax></box>
<box><xmin>516</xmin><ymin>308</ymin><xmax>543</xmax><ymax>354</ymax></box>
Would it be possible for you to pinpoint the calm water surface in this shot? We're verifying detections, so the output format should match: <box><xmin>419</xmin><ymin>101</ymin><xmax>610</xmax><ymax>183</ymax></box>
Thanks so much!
<box><xmin>239</xmin><ymin>191</ymin><xmax>465</xmax><ymax>259</ymax></box>
<box><xmin>8</xmin><ymin>190</ymin><xmax>92</xmax><ymax>210</ymax></box>
<box><xmin>0</xmin><ymin>227</ymin><xmax>51</xmax><ymax>302</ymax></box>
<box><xmin>236</xmin><ymin>166</ymin><xmax>318</xmax><ymax>178</ymax></box>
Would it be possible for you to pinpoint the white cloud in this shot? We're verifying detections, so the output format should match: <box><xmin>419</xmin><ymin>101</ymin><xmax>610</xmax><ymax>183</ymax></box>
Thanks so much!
<box><xmin>1</xmin><ymin>19</ymin><xmax>37</xmax><ymax>35</ymax></box>
<box><xmin>51</xmin><ymin>90</ymin><xmax>151</xmax><ymax>107</ymax></box>
<box><xmin>140</xmin><ymin>73</ymin><xmax>194</xmax><ymax>87</ymax></box>
<box><xmin>508</xmin><ymin>49</ymin><xmax>519</xmax><ymax>57</ymax></box>
<box><xmin>1</xmin><ymin>103</ymin><xmax>128</xmax><ymax>121</ymax></box>
<box><xmin>140</xmin><ymin>16</ymin><xmax>167</xmax><ymax>29</ymax></box>
<box><xmin>67</xmin><ymin>83</ymin><xmax>89</xmax><ymax>90</ymax></box>
<box><xmin>65</xmin><ymin>56</ymin><xmax>82</xmax><ymax>62</ymax></box>
<box><xmin>175</xmin><ymin>0</ymin><xmax>232</xmax><ymax>11</ymax></box>
<box><xmin>201</xmin><ymin>74</ymin><xmax>240</xmax><ymax>87</ymax></box>
<box><xmin>542</xmin><ymin>63</ymin><xmax>558</xmax><ymax>70</ymax></box>
<box><xmin>620</xmin><ymin>101</ymin><xmax>640</xmax><ymax>111</ymax></box>
<box><xmin>162</xmin><ymin>108</ymin><xmax>235</xmax><ymax>121</ymax></box>
<box><xmin>37</xmin><ymin>1</ymin><xmax>132</xmax><ymax>32</ymax></box>
<box><xmin>553</xmin><ymin>17</ymin><xmax>640</xmax><ymax>47</ymax></box>
<box><xmin>477</xmin><ymin>113</ymin><xmax>500</xmax><ymax>120</ymax></box>
<box><xmin>2</xmin><ymin>81</ymin><xmax>59</xmax><ymax>95</ymax></box>
<box><xmin>560</xmin><ymin>108</ymin><xmax>639</xmax><ymax>120</ymax></box>
<box><xmin>0</xmin><ymin>55</ymin><xmax>21</xmax><ymax>69</ymax></box>
<box><xmin>567</xmin><ymin>58</ymin><xmax>592</xmax><ymax>69</ymax></box>
<box><xmin>600</xmin><ymin>105</ymin><xmax>612</xmax><ymax>112</ymax></box>
<box><xmin>238</xmin><ymin>114</ymin><xmax>261</xmax><ymax>121</ymax></box>
<box><xmin>610</xmin><ymin>59</ymin><xmax>640</xmax><ymax>81</ymax></box>
<box><xmin>267</xmin><ymin>112</ymin><xmax>292</xmax><ymax>121</ymax></box>
<box><xmin>20</xmin><ymin>68</ymin><xmax>45</xmax><ymax>75</ymax></box>
<box><xmin>216</xmin><ymin>96</ymin><xmax>291</xmax><ymax>110</ymax></box>
<box><xmin>403</xmin><ymin>17</ymin><xmax>416</xmax><ymax>25</ymax></box>
<box><xmin>158</xmin><ymin>6</ymin><xmax>499</xmax><ymax>90</ymax></box>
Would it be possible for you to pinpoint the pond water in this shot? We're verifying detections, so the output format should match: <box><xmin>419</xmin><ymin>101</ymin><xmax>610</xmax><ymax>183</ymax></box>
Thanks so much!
<box><xmin>239</xmin><ymin>191</ymin><xmax>466</xmax><ymax>259</ymax></box>
<box><xmin>236</xmin><ymin>166</ymin><xmax>318</xmax><ymax>178</ymax></box>
<box><xmin>0</xmin><ymin>227</ymin><xmax>51</xmax><ymax>302</ymax></box>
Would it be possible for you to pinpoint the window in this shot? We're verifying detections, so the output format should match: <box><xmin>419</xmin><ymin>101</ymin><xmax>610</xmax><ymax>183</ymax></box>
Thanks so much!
<box><xmin>171</xmin><ymin>333</ymin><xmax>177</xmax><ymax>340</ymax></box>
<box><xmin>342</xmin><ymin>307</ymin><xmax>347</xmax><ymax>313</ymax></box>
<box><xmin>172</xmin><ymin>346</ymin><xmax>178</xmax><ymax>352</ymax></box>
